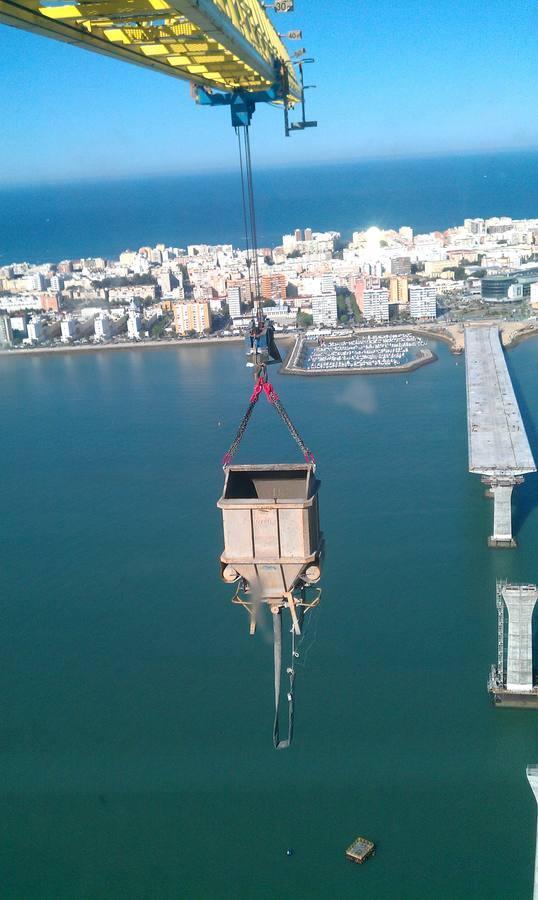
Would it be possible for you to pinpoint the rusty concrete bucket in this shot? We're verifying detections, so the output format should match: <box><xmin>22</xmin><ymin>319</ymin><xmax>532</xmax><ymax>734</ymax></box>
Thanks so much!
<box><xmin>217</xmin><ymin>463</ymin><xmax>322</xmax><ymax>601</ymax></box>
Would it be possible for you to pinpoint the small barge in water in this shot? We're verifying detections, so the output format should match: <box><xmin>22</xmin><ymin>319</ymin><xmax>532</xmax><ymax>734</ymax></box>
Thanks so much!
<box><xmin>345</xmin><ymin>836</ymin><xmax>375</xmax><ymax>864</ymax></box>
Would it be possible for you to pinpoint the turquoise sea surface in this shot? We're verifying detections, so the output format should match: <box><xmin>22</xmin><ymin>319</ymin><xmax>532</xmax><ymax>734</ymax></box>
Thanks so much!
<box><xmin>2</xmin><ymin>338</ymin><xmax>538</xmax><ymax>898</ymax></box>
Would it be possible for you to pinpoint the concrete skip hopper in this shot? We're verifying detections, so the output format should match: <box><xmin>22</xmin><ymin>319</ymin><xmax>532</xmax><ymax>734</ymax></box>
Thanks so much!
<box><xmin>217</xmin><ymin>463</ymin><xmax>322</xmax><ymax>601</ymax></box>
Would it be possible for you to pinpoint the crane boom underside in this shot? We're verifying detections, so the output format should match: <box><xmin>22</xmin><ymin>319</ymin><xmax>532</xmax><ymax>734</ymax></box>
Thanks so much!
<box><xmin>0</xmin><ymin>0</ymin><xmax>301</xmax><ymax>100</ymax></box>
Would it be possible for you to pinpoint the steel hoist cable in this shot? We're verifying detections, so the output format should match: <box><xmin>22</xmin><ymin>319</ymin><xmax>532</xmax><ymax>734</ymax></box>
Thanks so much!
<box><xmin>235</xmin><ymin>127</ymin><xmax>254</xmax><ymax>305</ymax></box>
<box><xmin>235</xmin><ymin>124</ymin><xmax>261</xmax><ymax>317</ymax></box>
<box><xmin>244</xmin><ymin>126</ymin><xmax>261</xmax><ymax>306</ymax></box>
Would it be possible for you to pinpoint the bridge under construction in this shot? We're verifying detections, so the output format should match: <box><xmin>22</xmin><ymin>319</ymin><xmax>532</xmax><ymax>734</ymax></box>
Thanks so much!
<box><xmin>465</xmin><ymin>324</ymin><xmax>535</xmax><ymax>547</ymax></box>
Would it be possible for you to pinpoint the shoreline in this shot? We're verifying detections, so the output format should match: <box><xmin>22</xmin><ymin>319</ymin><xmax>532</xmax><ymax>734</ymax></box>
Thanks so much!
<box><xmin>0</xmin><ymin>335</ymin><xmax>246</xmax><ymax>358</ymax></box>
<box><xmin>1</xmin><ymin>320</ymin><xmax>538</xmax><ymax>362</ymax></box>
<box><xmin>499</xmin><ymin>321</ymin><xmax>538</xmax><ymax>349</ymax></box>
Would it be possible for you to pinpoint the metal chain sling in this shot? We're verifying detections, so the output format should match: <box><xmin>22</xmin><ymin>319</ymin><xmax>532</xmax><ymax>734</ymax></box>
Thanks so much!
<box><xmin>222</xmin><ymin>373</ymin><xmax>315</xmax><ymax>468</ymax></box>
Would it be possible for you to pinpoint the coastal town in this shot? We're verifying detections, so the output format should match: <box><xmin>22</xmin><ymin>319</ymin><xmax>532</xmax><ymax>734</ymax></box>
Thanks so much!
<box><xmin>1</xmin><ymin>215</ymin><xmax>538</xmax><ymax>353</ymax></box>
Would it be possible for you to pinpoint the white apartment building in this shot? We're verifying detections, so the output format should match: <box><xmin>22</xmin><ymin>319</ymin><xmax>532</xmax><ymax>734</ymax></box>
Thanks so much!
<box><xmin>0</xmin><ymin>314</ymin><xmax>13</xmax><ymax>346</ymax></box>
<box><xmin>227</xmin><ymin>286</ymin><xmax>242</xmax><ymax>319</ymax></box>
<box><xmin>311</xmin><ymin>292</ymin><xmax>337</xmax><ymax>327</ymax></box>
<box><xmin>94</xmin><ymin>312</ymin><xmax>113</xmax><ymax>340</ymax></box>
<box><xmin>127</xmin><ymin>301</ymin><xmax>143</xmax><ymax>339</ymax></box>
<box><xmin>363</xmin><ymin>288</ymin><xmax>389</xmax><ymax>323</ymax></box>
<box><xmin>27</xmin><ymin>317</ymin><xmax>44</xmax><ymax>342</ymax></box>
<box><xmin>61</xmin><ymin>316</ymin><xmax>77</xmax><ymax>342</ymax></box>
<box><xmin>50</xmin><ymin>275</ymin><xmax>64</xmax><ymax>292</ymax></box>
<box><xmin>26</xmin><ymin>273</ymin><xmax>46</xmax><ymax>292</ymax></box>
<box><xmin>320</xmin><ymin>273</ymin><xmax>335</xmax><ymax>294</ymax></box>
<box><xmin>109</xmin><ymin>285</ymin><xmax>157</xmax><ymax>303</ymax></box>
<box><xmin>409</xmin><ymin>286</ymin><xmax>437</xmax><ymax>319</ymax></box>
<box><xmin>0</xmin><ymin>294</ymin><xmax>42</xmax><ymax>312</ymax></box>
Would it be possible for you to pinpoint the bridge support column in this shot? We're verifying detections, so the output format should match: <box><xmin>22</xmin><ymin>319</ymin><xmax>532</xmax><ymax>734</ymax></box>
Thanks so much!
<box><xmin>483</xmin><ymin>476</ymin><xmax>520</xmax><ymax>547</ymax></box>
<box><xmin>503</xmin><ymin>584</ymin><xmax>538</xmax><ymax>692</ymax></box>
<box><xmin>527</xmin><ymin>766</ymin><xmax>538</xmax><ymax>900</ymax></box>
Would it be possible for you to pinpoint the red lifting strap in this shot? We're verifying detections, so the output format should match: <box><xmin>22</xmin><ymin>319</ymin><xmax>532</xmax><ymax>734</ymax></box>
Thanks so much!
<box><xmin>250</xmin><ymin>374</ymin><xmax>279</xmax><ymax>405</ymax></box>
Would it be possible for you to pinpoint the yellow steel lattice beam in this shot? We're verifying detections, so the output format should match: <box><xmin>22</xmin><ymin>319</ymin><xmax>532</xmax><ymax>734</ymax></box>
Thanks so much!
<box><xmin>0</xmin><ymin>0</ymin><xmax>301</xmax><ymax>99</ymax></box>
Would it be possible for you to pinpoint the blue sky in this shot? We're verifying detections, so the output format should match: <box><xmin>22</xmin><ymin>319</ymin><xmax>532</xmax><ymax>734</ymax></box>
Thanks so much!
<box><xmin>0</xmin><ymin>0</ymin><xmax>537</xmax><ymax>184</ymax></box>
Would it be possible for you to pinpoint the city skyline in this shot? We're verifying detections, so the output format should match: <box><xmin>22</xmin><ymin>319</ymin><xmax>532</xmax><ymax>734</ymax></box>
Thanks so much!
<box><xmin>1</xmin><ymin>0</ymin><xmax>537</xmax><ymax>184</ymax></box>
<box><xmin>2</xmin><ymin>213</ymin><xmax>538</xmax><ymax>353</ymax></box>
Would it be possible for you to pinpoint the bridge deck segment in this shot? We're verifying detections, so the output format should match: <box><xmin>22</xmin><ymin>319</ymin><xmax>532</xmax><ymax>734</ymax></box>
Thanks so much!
<box><xmin>465</xmin><ymin>325</ymin><xmax>535</xmax><ymax>476</ymax></box>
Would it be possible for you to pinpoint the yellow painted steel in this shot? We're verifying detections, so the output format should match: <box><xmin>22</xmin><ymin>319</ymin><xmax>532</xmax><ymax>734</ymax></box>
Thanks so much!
<box><xmin>0</xmin><ymin>0</ymin><xmax>301</xmax><ymax>100</ymax></box>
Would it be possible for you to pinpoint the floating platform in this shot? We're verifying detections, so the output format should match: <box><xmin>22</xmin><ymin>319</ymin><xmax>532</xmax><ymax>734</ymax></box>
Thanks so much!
<box><xmin>345</xmin><ymin>836</ymin><xmax>375</xmax><ymax>864</ymax></box>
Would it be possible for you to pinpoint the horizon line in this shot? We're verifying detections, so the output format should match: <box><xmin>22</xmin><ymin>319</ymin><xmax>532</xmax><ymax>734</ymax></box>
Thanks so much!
<box><xmin>1</xmin><ymin>144</ymin><xmax>538</xmax><ymax>191</ymax></box>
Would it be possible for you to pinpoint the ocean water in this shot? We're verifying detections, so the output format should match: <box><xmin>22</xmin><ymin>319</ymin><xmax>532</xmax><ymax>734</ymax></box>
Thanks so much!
<box><xmin>2</xmin><ymin>338</ymin><xmax>538</xmax><ymax>898</ymax></box>
<box><xmin>1</xmin><ymin>150</ymin><xmax>538</xmax><ymax>264</ymax></box>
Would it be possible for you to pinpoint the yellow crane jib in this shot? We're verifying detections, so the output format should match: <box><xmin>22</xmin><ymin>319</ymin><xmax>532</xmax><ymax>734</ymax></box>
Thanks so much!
<box><xmin>0</xmin><ymin>0</ymin><xmax>302</xmax><ymax>101</ymax></box>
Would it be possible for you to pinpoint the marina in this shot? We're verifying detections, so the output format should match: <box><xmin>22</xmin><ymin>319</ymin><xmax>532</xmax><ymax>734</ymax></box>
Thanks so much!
<box><xmin>286</xmin><ymin>331</ymin><xmax>435</xmax><ymax>375</ymax></box>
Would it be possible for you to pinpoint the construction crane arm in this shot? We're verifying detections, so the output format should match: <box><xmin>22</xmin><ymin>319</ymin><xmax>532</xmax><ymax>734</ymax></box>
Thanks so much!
<box><xmin>0</xmin><ymin>0</ymin><xmax>302</xmax><ymax>100</ymax></box>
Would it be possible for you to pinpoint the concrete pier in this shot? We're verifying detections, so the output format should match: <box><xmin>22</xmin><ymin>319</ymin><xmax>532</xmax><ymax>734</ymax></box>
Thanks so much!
<box><xmin>527</xmin><ymin>766</ymin><xmax>538</xmax><ymax>899</ymax></box>
<box><xmin>465</xmin><ymin>325</ymin><xmax>535</xmax><ymax>547</ymax></box>
<box><xmin>489</xmin><ymin>581</ymin><xmax>538</xmax><ymax>707</ymax></box>
<box><xmin>486</xmin><ymin>477</ymin><xmax>522</xmax><ymax>547</ymax></box>
<box><xmin>504</xmin><ymin>584</ymin><xmax>538</xmax><ymax>692</ymax></box>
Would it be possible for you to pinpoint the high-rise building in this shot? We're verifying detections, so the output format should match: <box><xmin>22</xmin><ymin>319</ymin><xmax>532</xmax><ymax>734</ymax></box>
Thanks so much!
<box><xmin>61</xmin><ymin>316</ymin><xmax>77</xmax><ymax>343</ymax></box>
<box><xmin>304</xmin><ymin>227</ymin><xmax>313</xmax><ymax>241</ymax></box>
<box><xmin>27</xmin><ymin>317</ymin><xmax>44</xmax><ymax>343</ymax></box>
<box><xmin>227</xmin><ymin>287</ymin><xmax>242</xmax><ymax>319</ymax></box>
<box><xmin>282</xmin><ymin>234</ymin><xmax>297</xmax><ymax>253</ymax></box>
<box><xmin>294</xmin><ymin>228</ymin><xmax>303</xmax><ymax>242</ymax></box>
<box><xmin>50</xmin><ymin>275</ymin><xmax>64</xmax><ymax>292</ymax></box>
<box><xmin>363</xmin><ymin>288</ymin><xmax>389</xmax><ymax>323</ymax></box>
<box><xmin>389</xmin><ymin>276</ymin><xmax>409</xmax><ymax>304</ymax></box>
<box><xmin>0</xmin><ymin>314</ymin><xmax>13</xmax><ymax>347</ymax></box>
<box><xmin>320</xmin><ymin>273</ymin><xmax>335</xmax><ymax>294</ymax></box>
<box><xmin>28</xmin><ymin>273</ymin><xmax>46</xmax><ymax>291</ymax></box>
<box><xmin>311</xmin><ymin>293</ymin><xmax>337</xmax><ymax>327</ymax></box>
<box><xmin>352</xmin><ymin>277</ymin><xmax>366</xmax><ymax>312</ymax></box>
<box><xmin>409</xmin><ymin>286</ymin><xmax>437</xmax><ymax>319</ymax></box>
<box><xmin>226</xmin><ymin>278</ymin><xmax>251</xmax><ymax>304</ymax></box>
<box><xmin>127</xmin><ymin>300</ymin><xmax>143</xmax><ymax>339</ymax></box>
<box><xmin>173</xmin><ymin>301</ymin><xmax>212</xmax><ymax>335</ymax></box>
<box><xmin>390</xmin><ymin>256</ymin><xmax>412</xmax><ymax>276</ymax></box>
<box><xmin>94</xmin><ymin>312</ymin><xmax>113</xmax><ymax>340</ymax></box>
<box><xmin>261</xmin><ymin>273</ymin><xmax>286</xmax><ymax>302</ymax></box>
<box><xmin>158</xmin><ymin>272</ymin><xmax>177</xmax><ymax>294</ymax></box>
